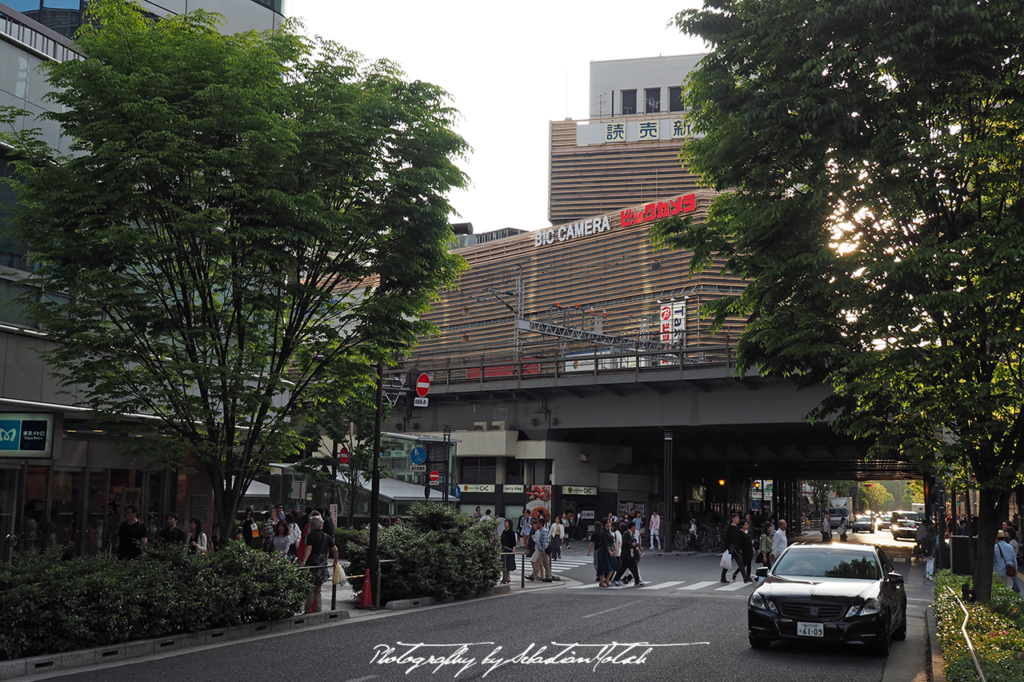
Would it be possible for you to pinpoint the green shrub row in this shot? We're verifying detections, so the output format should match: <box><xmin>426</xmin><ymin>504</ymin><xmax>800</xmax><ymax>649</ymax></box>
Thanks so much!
<box><xmin>0</xmin><ymin>542</ymin><xmax>310</xmax><ymax>660</ymax></box>
<box><xmin>345</xmin><ymin>503</ymin><xmax>501</xmax><ymax>605</ymax></box>
<box><xmin>932</xmin><ymin>570</ymin><xmax>1024</xmax><ymax>682</ymax></box>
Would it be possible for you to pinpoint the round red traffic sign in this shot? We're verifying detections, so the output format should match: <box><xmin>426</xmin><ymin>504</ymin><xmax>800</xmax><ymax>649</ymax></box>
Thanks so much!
<box><xmin>429</xmin><ymin>470</ymin><xmax>439</xmax><ymax>482</ymax></box>
<box><xmin>416</xmin><ymin>373</ymin><xmax>431</xmax><ymax>397</ymax></box>
<box><xmin>339</xmin><ymin>446</ymin><xmax>349</xmax><ymax>465</ymax></box>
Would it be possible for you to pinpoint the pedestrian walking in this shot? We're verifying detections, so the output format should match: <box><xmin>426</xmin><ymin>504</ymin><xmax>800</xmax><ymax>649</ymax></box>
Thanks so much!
<box><xmin>772</xmin><ymin>519</ymin><xmax>788</xmax><ymax>563</ymax></box>
<box><xmin>613</xmin><ymin>521</ymin><xmax>646</xmax><ymax>586</ymax></box>
<box><xmin>532</xmin><ymin>518</ymin><xmax>552</xmax><ymax>582</ymax></box>
<box><xmin>649</xmin><ymin>510</ymin><xmax>661</xmax><ymax>550</ymax></box>
<box><xmin>114</xmin><ymin>505</ymin><xmax>147</xmax><ymax>560</ymax></box>
<box><xmin>588</xmin><ymin>520</ymin><xmax>619</xmax><ymax>588</ymax></box>
<box><xmin>500</xmin><ymin>519</ymin><xmax>517</xmax><ymax>584</ymax></box>
<box><xmin>732</xmin><ymin>520</ymin><xmax>754</xmax><ymax>582</ymax></box>
<box><xmin>300</xmin><ymin>515</ymin><xmax>338</xmax><ymax>613</ymax></box>
<box><xmin>185</xmin><ymin>518</ymin><xmax>208</xmax><ymax>555</ymax></box>
<box><xmin>721</xmin><ymin>513</ymin><xmax>751</xmax><ymax>583</ymax></box>
<box><xmin>158</xmin><ymin>512</ymin><xmax>186</xmax><ymax>544</ymax></box>
<box><xmin>922</xmin><ymin>524</ymin><xmax>937</xmax><ymax>581</ymax></box>
<box><xmin>758</xmin><ymin>522</ymin><xmax>774</xmax><ymax>572</ymax></box>
<box><xmin>271</xmin><ymin>521</ymin><xmax>291</xmax><ymax>557</ymax></box>
<box><xmin>550</xmin><ymin>514</ymin><xmax>564</xmax><ymax>560</ymax></box>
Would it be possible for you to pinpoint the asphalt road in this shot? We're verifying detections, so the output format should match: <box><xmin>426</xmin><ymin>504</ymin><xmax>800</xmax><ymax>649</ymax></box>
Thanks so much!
<box><xmin>33</xmin><ymin>529</ymin><xmax>931</xmax><ymax>682</ymax></box>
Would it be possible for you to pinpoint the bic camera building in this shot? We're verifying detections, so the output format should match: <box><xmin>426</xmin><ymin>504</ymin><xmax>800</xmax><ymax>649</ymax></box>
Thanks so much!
<box><xmin>389</xmin><ymin>55</ymin><xmax>798</xmax><ymax>529</ymax></box>
<box><xmin>0</xmin><ymin>1</ymin><xmax>285</xmax><ymax>562</ymax></box>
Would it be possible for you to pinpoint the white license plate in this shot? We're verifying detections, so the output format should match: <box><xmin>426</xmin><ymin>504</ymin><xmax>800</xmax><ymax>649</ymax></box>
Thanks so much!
<box><xmin>797</xmin><ymin>622</ymin><xmax>824</xmax><ymax>637</ymax></box>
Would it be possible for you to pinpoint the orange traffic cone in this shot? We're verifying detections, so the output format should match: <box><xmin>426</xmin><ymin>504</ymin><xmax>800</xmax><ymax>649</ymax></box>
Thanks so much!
<box><xmin>357</xmin><ymin>570</ymin><xmax>373</xmax><ymax>609</ymax></box>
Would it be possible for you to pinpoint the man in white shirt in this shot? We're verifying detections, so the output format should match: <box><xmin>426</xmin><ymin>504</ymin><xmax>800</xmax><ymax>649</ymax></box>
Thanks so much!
<box><xmin>772</xmin><ymin>519</ymin><xmax>788</xmax><ymax>563</ymax></box>
<box><xmin>611</xmin><ymin>523</ymin><xmax>624</xmax><ymax>586</ymax></box>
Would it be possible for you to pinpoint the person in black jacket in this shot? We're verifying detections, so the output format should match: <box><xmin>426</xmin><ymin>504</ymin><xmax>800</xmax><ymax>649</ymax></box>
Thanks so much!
<box><xmin>731</xmin><ymin>520</ymin><xmax>755</xmax><ymax>582</ymax></box>
<box><xmin>721</xmin><ymin>512</ymin><xmax>751</xmax><ymax>583</ymax></box>
<box><xmin>500</xmin><ymin>519</ymin><xmax>517</xmax><ymax>584</ymax></box>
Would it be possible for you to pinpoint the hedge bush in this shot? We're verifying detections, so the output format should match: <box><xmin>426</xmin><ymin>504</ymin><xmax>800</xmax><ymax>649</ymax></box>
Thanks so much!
<box><xmin>345</xmin><ymin>503</ymin><xmax>501</xmax><ymax>605</ymax></box>
<box><xmin>0</xmin><ymin>542</ymin><xmax>309</xmax><ymax>660</ymax></box>
<box><xmin>933</xmin><ymin>570</ymin><xmax>1024</xmax><ymax>682</ymax></box>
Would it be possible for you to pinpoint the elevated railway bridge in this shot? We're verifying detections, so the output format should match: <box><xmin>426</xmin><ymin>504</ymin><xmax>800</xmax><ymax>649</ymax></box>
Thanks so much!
<box><xmin>389</xmin><ymin>342</ymin><xmax>927</xmax><ymax>539</ymax></box>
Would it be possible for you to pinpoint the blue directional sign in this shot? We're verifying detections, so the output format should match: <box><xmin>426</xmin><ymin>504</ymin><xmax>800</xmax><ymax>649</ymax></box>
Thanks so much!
<box><xmin>453</xmin><ymin>485</ymin><xmax>462</xmax><ymax>499</ymax></box>
<box><xmin>410</xmin><ymin>446</ymin><xmax>427</xmax><ymax>465</ymax></box>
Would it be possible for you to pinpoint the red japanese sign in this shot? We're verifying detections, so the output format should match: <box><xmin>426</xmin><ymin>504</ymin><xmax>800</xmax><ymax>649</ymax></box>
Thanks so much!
<box><xmin>620</xmin><ymin>193</ymin><xmax>697</xmax><ymax>227</ymax></box>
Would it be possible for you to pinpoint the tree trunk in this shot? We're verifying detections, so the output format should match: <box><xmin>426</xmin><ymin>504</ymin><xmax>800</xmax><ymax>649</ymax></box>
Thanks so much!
<box><xmin>970</xmin><ymin>487</ymin><xmax>1010</xmax><ymax>602</ymax></box>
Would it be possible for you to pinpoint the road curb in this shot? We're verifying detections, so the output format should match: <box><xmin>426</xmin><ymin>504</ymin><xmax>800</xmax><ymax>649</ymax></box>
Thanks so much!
<box><xmin>926</xmin><ymin>605</ymin><xmax>946</xmax><ymax>682</ymax></box>
<box><xmin>0</xmin><ymin>610</ymin><xmax>351</xmax><ymax>681</ymax></box>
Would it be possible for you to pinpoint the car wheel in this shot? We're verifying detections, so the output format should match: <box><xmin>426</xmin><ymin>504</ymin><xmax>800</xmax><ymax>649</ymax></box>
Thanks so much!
<box><xmin>749</xmin><ymin>636</ymin><xmax>771</xmax><ymax>649</ymax></box>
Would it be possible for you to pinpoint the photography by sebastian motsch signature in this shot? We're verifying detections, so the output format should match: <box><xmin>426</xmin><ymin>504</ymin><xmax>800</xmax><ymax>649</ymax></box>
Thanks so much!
<box><xmin>369</xmin><ymin>640</ymin><xmax>709</xmax><ymax>677</ymax></box>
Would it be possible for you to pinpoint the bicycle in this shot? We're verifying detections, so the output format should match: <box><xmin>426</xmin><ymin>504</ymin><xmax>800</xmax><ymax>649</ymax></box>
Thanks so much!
<box><xmin>673</xmin><ymin>530</ymin><xmax>695</xmax><ymax>552</ymax></box>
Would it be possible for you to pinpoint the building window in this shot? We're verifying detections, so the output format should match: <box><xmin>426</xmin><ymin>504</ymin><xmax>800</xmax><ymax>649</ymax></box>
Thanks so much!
<box><xmin>645</xmin><ymin>88</ymin><xmax>661</xmax><ymax>114</ymax></box>
<box><xmin>460</xmin><ymin>457</ymin><xmax>496</xmax><ymax>484</ymax></box>
<box><xmin>669</xmin><ymin>86</ymin><xmax>684</xmax><ymax>112</ymax></box>
<box><xmin>505</xmin><ymin>460</ymin><xmax>524</xmax><ymax>485</ymax></box>
<box><xmin>621</xmin><ymin>89</ymin><xmax>636</xmax><ymax>116</ymax></box>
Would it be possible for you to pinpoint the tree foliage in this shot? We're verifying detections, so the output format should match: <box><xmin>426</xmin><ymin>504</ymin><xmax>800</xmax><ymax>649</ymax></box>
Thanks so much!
<box><xmin>0</xmin><ymin>0</ymin><xmax>467</xmax><ymax>536</ymax></box>
<box><xmin>659</xmin><ymin>0</ymin><xmax>1024</xmax><ymax>600</ymax></box>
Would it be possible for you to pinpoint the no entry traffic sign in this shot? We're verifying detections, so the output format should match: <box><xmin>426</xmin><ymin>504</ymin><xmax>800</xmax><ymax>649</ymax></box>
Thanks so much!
<box><xmin>429</xmin><ymin>470</ymin><xmax>440</xmax><ymax>484</ymax></box>
<box><xmin>416</xmin><ymin>373</ymin><xmax>431</xmax><ymax>397</ymax></box>
<box><xmin>339</xmin><ymin>446</ymin><xmax>349</xmax><ymax>465</ymax></box>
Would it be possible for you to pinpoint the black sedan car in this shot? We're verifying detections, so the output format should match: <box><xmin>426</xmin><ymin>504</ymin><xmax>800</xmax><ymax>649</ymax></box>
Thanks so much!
<box><xmin>747</xmin><ymin>544</ymin><xmax>907</xmax><ymax>655</ymax></box>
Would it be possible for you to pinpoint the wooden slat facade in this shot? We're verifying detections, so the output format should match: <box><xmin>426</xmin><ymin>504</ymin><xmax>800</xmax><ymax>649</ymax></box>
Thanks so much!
<box><xmin>410</xmin><ymin>190</ymin><xmax>747</xmax><ymax>366</ymax></box>
<box><xmin>548</xmin><ymin>119</ymin><xmax>703</xmax><ymax>225</ymax></box>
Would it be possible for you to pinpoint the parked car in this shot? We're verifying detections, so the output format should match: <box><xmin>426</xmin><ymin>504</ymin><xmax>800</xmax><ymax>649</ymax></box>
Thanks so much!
<box><xmin>747</xmin><ymin>544</ymin><xmax>907</xmax><ymax>655</ymax></box>
<box><xmin>852</xmin><ymin>515</ymin><xmax>875</xmax><ymax>533</ymax></box>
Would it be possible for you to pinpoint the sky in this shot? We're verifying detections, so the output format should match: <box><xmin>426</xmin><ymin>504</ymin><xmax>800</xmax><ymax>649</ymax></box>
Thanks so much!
<box><xmin>287</xmin><ymin>1</ymin><xmax>707</xmax><ymax>235</ymax></box>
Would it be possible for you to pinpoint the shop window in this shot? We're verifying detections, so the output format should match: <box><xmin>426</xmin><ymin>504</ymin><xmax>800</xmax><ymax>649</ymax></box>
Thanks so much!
<box><xmin>669</xmin><ymin>86</ymin><xmax>684</xmax><ymax>112</ymax></box>
<box><xmin>621</xmin><ymin>89</ymin><xmax>636</xmax><ymax>116</ymax></box>
<box><xmin>645</xmin><ymin>87</ymin><xmax>661</xmax><ymax>114</ymax></box>
<box><xmin>460</xmin><ymin>457</ymin><xmax>496</xmax><ymax>484</ymax></box>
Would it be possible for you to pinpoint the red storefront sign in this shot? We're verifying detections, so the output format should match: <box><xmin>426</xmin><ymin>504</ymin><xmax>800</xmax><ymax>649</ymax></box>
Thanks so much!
<box><xmin>620</xmin><ymin>193</ymin><xmax>697</xmax><ymax>227</ymax></box>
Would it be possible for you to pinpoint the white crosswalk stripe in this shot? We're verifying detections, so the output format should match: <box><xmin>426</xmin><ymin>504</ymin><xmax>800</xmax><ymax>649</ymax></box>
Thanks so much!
<box><xmin>677</xmin><ymin>581</ymin><xmax>719</xmax><ymax>591</ymax></box>
<box><xmin>641</xmin><ymin>581</ymin><xmax>685</xmax><ymax>590</ymax></box>
<box><xmin>716</xmin><ymin>581</ymin><xmax>753</xmax><ymax>591</ymax></box>
<box><xmin>568</xmin><ymin>583</ymin><xmax>601</xmax><ymax>589</ymax></box>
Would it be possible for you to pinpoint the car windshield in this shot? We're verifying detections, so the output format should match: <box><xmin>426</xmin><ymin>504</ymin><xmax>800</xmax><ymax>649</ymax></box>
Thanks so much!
<box><xmin>773</xmin><ymin>549</ymin><xmax>881</xmax><ymax>580</ymax></box>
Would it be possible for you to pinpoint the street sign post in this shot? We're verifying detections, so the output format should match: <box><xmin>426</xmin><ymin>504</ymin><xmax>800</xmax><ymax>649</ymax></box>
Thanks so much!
<box><xmin>410</xmin><ymin>447</ymin><xmax>427</xmax><ymax>465</ymax></box>
<box><xmin>429</xmin><ymin>470</ymin><xmax>440</xmax><ymax>485</ymax></box>
<box><xmin>453</xmin><ymin>485</ymin><xmax>462</xmax><ymax>499</ymax></box>
<box><xmin>416</xmin><ymin>373</ymin><xmax>430</xmax><ymax>397</ymax></box>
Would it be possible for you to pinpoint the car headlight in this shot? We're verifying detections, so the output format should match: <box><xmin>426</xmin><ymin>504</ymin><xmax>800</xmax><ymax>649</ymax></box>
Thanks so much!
<box><xmin>749</xmin><ymin>592</ymin><xmax>767</xmax><ymax>610</ymax></box>
<box><xmin>848</xmin><ymin>598</ymin><xmax>881</xmax><ymax>617</ymax></box>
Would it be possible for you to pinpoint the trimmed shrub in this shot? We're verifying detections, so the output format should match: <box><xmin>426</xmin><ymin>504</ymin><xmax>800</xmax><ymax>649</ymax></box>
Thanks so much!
<box><xmin>0</xmin><ymin>542</ymin><xmax>309</xmax><ymax>660</ymax></box>
<box><xmin>334</xmin><ymin>527</ymin><xmax>364</xmax><ymax>559</ymax></box>
<box><xmin>345</xmin><ymin>503</ymin><xmax>501</xmax><ymax>604</ymax></box>
<box><xmin>933</xmin><ymin>570</ymin><xmax>1024</xmax><ymax>682</ymax></box>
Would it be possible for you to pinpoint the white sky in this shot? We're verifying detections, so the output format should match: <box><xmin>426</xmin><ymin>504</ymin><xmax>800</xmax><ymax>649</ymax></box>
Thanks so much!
<box><xmin>287</xmin><ymin>1</ymin><xmax>707</xmax><ymax>234</ymax></box>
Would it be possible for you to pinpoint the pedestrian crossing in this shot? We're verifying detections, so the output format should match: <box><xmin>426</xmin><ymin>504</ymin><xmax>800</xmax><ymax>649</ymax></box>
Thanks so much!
<box><xmin>564</xmin><ymin>579</ymin><xmax>759</xmax><ymax>594</ymax></box>
<box><xmin>550</xmin><ymin>557</ymin><xmax>594</xmax><ymax>573</ymax></box>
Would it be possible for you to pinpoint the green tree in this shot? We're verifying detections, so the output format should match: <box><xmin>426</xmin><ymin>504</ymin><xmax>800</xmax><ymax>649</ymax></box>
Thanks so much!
<box><xmin>1</xmin><ymin>1</ymin><xmax>467</xmax><ymax>537</ymax></box>
<box><xmin>660</xmin><ymin>0</ymin><xmax>1024</xmax><ymax>601</ymax></box>
<box><xmin>862</xmin><ymin>483</ymin><xmax>894</xmax><ymax>512</ymax></box>
<box><xmin>295</xmin><ymin>381</ymin><xmax>391</xmax><ymax>529</ymax></box>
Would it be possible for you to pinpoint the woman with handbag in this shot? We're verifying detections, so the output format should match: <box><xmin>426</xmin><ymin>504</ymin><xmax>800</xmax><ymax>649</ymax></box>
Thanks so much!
<box><xmin>995</xmin><ymin>530</ymin><xmax>1018</xmax><ymax>591</ymax></box>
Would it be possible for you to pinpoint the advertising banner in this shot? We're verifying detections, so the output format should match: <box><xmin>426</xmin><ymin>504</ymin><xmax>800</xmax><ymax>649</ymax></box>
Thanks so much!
<box><xmin>525</xmin><ymin>485</ymin><xmax>551</xmax><ymax>524</ymax></box>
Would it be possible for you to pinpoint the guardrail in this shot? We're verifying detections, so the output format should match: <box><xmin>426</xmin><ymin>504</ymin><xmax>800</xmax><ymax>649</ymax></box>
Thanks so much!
<box><xmin>0</xmin><ymin>8</ymin><xmax>81</xmax><ymax>63</ymax></box>
<box><xmin>401</xmin><ymin>342</ymin><xmax>738</xmax><ymax>388</ymax></box>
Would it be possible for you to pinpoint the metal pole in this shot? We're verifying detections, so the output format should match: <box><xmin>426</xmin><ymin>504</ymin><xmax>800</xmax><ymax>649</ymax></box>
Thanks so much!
<box><xmin>443</xmin><ymin>426</ymin><xmax>451</xmax><ymax>505</ymax></box>
<box><xmin>663</xmin><ymin>430</ymin><xmax>673</xmax><ymax>549</ymax></box>
<box><xmin>368</xmin><ymin>362</ymin><xmax>384</xmax><ymax>610</ymax></box>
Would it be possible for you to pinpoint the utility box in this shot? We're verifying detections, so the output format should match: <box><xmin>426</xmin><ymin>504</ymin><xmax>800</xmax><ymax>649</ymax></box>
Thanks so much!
<box><xmin>950</xmin><ymin>535</ymin><xmax>972</xmax><ymax>575</ymax></box>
